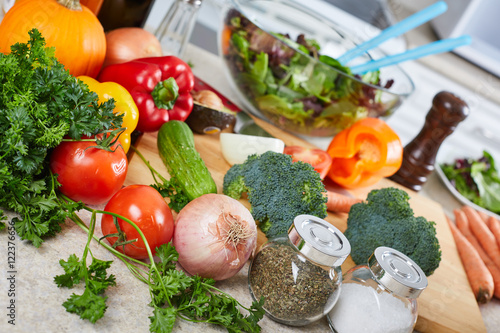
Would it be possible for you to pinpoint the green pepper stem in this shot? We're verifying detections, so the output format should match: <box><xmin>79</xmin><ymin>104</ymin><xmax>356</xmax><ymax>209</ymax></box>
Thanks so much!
<box><xmin>151</xmin><ymin>77</ymin><xmax>179</xmax><ymax>110</ymax></box>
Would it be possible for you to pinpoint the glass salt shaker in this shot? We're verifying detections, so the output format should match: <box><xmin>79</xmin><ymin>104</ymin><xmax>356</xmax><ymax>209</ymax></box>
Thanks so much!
<box><xmin>154</xmin><ymin>0</ymin><xmax>203</xmax><ymax>57</ymax></box>
<box><xmin>248</xmin><ymin>214</ymin><xmax>351</xmax><ymax>326</ymax></box>
<box><xmin>327</xmin><ymin>246</ymin><xmax>428</xmax><ymax>333</ymax></box>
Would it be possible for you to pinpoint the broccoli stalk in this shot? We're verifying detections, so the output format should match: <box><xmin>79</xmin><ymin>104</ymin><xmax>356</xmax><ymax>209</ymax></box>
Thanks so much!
<box><xmin>345</xmin><ymin>187</ymin><xmax>442</xmax><ymax>276</ymax></box>
<box><xmin>223</xmin><ymin>151</ymin><xmax>327</xmax><ymax>239</ymax></box>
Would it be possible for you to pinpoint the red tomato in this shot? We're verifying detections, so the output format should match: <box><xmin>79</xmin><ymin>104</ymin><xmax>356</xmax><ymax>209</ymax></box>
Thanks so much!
<box><xmin>50</xmin><ymin>139</ymin><xmax>128</xmax><ymax>205</ymax></box>
<box><xmin>101</xmin><ymin>185</ymin><xmax>174</xmax><ymax>259</ymax></box>
<box><xmin>284</xmin><ymin>145</ymin><xmax>333</xmax><ymax>179</ymax></box>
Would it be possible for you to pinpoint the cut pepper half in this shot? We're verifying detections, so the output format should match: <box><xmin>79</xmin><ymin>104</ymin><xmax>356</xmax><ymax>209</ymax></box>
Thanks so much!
<box><xmin>326</xmin><ymin>117</ymin><xmax>403</xmax><ymax>189</ymax></box>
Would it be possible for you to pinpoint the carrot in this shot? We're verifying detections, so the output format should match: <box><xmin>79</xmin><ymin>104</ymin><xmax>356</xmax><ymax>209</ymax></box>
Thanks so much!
<box><xmin>462</xmin><ymin>205</ymin><xmax>500</xmax><ymax>270</ymax></box>
<box><xmin>325</xmin><ymin>190</ymin><xmax>362</xmax><ymax>214</ymax></box>
<box><xmin>486</xmin><ymin>216</ymin><xmax>500</xmax><ymax>249</ymax></box>
<box><xmin>454</xmin><ymin>209</ymin><xmax>500</xmax><ymax>298</ymax></box>
<box><xmin>454</xmin><ymin>209</ymin><xmax>471</xmax><ymax>235</ymax></box>
<box><xmin>474</xmin><ymin>207</ymin><xmax>500</xmax><ymax>248</ymax></box>
<box><xmin>447</xmin><ymin>216</ymin><xmax>494</xmax><ymax>303</ymax></box>
<box><xmin>477</xmin><ymin>210</ymin><xmax>490</xmax><ymax>223</ymax></box>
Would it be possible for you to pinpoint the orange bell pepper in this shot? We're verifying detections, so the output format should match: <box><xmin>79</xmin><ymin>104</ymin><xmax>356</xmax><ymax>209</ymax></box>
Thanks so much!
<box><xmin>78</xmin><ymin>76</ymin><xmax>139</xmax><ymax>153</ymax></box>
<box><xmin>326</xmin><ymin>118</ymin><xmax>403</xmax><ymax>189</ymax></box>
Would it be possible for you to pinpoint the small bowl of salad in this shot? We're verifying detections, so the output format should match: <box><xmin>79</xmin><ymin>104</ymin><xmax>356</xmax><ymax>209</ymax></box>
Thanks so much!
<box><xmin>219</xmin><ymin>0</ymin><xmax>415</xmax><ymax>137</ymax></box>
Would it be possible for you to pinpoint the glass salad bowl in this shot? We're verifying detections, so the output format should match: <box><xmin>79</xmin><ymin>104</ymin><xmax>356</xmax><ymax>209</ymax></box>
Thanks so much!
<box><xmin>218</xmin><ymin>0</ymin><xmax>415</xmax><ymax>137</ymax></box>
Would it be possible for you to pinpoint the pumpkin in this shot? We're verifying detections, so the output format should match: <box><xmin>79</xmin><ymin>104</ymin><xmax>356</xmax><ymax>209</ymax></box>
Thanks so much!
<box><xmin>0</xmin><ymin>0</ymin><xmax>106</xmax><ymax>78</ymax></box>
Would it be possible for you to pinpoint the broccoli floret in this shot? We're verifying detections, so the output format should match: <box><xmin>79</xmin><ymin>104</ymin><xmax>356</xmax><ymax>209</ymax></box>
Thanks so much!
<box><xmin>223</xmin><ymin>163</ymin><xmax>248</xmax><ymax>199</ymax></box>
<box><xmin>223</xmin><ymin>151</ymin><xmax>327</xmax><ymax>238</ymax></box>
<box><xmin>345</xmin><ymin>187</ymin><xmax>441</xmax><ymax>276</ymax></box>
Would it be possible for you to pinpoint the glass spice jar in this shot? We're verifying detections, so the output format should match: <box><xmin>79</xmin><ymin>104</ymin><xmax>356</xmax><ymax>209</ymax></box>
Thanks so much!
<box><xmin>327</xmin><ymin>246</ymin><xmax>428</xmax><ymax>333</ymax></box>
<box><xmin>154</xmin><ymin>0</ymin><xmax>203</xmax><ymax>57</ymax></box>
<box><xmin>248</xmin><ymin>214</ymin><xmax>351</xmax><ymax>326</ymax></box>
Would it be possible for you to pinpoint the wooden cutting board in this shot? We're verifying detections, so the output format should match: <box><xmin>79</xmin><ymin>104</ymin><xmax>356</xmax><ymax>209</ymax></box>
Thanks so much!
<box><xmin>125</xmin><ymin>121</ymin><xmax>487</xmax><ymax>333</ymax></box>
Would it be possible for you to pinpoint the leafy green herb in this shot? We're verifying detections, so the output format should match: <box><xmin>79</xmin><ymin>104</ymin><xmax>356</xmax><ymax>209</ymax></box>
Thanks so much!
<box><xmin>441</xmin><ymin>151</ymin><xmax>500</xmax><ymax>213</ymax></box>
<box><xmin>0</xmin><ymin>28</ymin><xmax>122</xmax><ymax>244</ymax></box>
<box><xmin>148</xmin><ymin>243</ymin><xmax>265</xmax><ymax>333</ymax></box>
<box><xmin>54</xmin><ymin>210</ymin><xmax>116</xmax><ymax>323</ymax></box>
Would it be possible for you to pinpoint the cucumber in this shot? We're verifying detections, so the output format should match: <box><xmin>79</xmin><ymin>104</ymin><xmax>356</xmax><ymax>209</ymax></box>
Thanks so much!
<box><xmin>157</xmin><ymin>120</ymin><xmax>217</xmax><ymax>201</ymax></box>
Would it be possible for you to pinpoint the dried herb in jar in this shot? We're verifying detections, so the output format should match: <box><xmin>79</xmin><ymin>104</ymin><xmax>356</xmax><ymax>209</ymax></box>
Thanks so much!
<box><xmin>249</xmin><ymin>243</ymin><xmax>338</xmax><ymax>320</ymax></box>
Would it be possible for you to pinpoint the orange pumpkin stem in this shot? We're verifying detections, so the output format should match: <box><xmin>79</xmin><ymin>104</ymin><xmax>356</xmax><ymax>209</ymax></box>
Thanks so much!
<box><xmin>57</xmin><ymin>0</ymin><xmax>82</xmax><ymax>11</ymax></box>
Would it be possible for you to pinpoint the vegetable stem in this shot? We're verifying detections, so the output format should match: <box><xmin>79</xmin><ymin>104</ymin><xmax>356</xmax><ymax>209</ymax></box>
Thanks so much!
<box><xmin>130</xmin><ymin>145</ymin><xmax>169</xmax><ymax>184</ymax></box>
<box><xmin>57</xmin><ymin>0</ymin><xmax>82</xmax><ymax>11</ymax></box>
<box><xmin>71</xmin><ymin>212</ymin><xmax>149</xmax><ymax>268</ymax></box>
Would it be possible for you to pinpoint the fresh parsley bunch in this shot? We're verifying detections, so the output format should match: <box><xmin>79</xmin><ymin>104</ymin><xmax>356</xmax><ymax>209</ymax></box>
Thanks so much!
<box><xmin>149</xmin><ymin>243</ymin><xmax>265</xmax><ymax>333</ymax></box>
<box><xmin>0</xmin><ymin>29</ymin><xmax>122</xmax><ymax>246</ymax></box>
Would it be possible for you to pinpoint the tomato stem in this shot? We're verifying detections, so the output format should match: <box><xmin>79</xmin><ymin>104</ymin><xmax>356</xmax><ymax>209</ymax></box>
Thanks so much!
<box><xmin>70</xmin><ymin>213</ymin><xmax>150</xmax><ymax>284</ymax></box>
<box><xmin>60</xmin><ymin>194</ymin><xmax>175</xmax><ymax>311</ymax></box>
<box><xmin>70</xmin><ymin>211</ymin><xmax>149</xmax><ymax>267</ymax></box>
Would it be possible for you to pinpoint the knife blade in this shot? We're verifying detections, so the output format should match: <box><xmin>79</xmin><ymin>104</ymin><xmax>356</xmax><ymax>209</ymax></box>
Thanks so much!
<box><xmin>233</xmin><ymin>111</ymin><xmax>274</xmax><ymax>138</ymax></box>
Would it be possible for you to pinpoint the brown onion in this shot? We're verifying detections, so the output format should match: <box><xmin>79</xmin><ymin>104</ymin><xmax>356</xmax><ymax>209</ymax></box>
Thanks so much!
<box><xmin>103</xmin><ymin>27</ymin><xmax>162</xmax><ymax>68</ymax></box>
<box><xmin>192</xmin><ymin>90</ymin><xmax>225</xmax><ymax>111</ymax></box>
<box><xmin>173</xmin><ymin>193</ymin><xmax>258</xmax><ymax>281</ymax></box>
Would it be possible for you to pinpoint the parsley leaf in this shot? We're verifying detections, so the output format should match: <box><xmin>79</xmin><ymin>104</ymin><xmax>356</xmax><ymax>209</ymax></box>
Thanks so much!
<box><xmin>56</xmin><ymin>253</ymin><xmax>116</xmax><ymax>324</ymax></box>
<box><xmin>0</xmin><ymin>28</ymin><xmax>122</xmax><ymax>246</ymax></box>
<box><xmin>54</xmin><ymin>213</ymin><xmax>116</xmax><ymax>324</ymax></box>
<box><xmin>63</xmin><ymin>289</ymin><xmax>108</xmax><ymax>324</ymax></box>
<box><xmin>54</xmin><ymin>254</ymin><xmax>84</xmax><ymax>288</ymax></box>
<box><xmin>149</xmin><ymin>307</ymin><xmax>177</xmax><ymax>333</ymax></box>
<box><xmin>147</xmin><ymin>243</ymin><xmax>264</xmax><ymax>333</ymax></box>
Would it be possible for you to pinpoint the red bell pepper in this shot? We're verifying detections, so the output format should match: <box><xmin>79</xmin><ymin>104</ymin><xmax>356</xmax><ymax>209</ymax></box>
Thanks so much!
<box><xmin>98</xmin><ymin>56</ymin><xmax>195</xmax><ymax>132</ymax></box>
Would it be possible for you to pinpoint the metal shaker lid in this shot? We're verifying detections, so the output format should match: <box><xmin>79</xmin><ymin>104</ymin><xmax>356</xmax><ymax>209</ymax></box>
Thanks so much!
<box><xmin>183</xmin><ymin>0</ymin><xmax>203</xmax><ymax>6</ymax></box>
<box><xmin>369</xmin><ymin>246</ymin><xmax>428</xmax><ymax>298</ymax></box>
<box><xmin>288</xmin><ymin>214</ymin><xmax>351</xmax><ymax>267</ymax></box>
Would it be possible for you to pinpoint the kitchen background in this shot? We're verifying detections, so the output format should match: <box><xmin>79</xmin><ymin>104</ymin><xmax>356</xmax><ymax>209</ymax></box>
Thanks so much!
<box><xmin>144</xmin><ymin>0</ymin><xmax>500</xmax><ymax>190</ymax></box>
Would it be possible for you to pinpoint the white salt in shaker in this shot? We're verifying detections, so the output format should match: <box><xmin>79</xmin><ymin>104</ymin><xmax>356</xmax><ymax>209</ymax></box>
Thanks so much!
<box><xmin>327</xmin><ymin>246</ymin><xmax>428</xmax><ymax>333</ymax></box>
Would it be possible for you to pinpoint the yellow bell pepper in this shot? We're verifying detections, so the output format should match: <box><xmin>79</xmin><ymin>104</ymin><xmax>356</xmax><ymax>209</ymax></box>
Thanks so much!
<box><xmin>78</xmin><ymin>75</ymin><xmax>139</xmax><ymax>153</ymax></box>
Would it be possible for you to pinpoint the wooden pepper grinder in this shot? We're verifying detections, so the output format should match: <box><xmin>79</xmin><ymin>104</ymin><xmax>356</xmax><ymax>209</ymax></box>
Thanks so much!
<box><xmin>389</xmin><ymin>91</ymin><xmax>469</xmax><ymax>192</ymax></box>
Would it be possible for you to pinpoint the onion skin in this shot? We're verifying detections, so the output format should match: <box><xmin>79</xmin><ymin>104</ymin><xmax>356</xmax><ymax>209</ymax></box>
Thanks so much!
<box><xmin>103</xmin><ymin>27</ymin><xmax>162</xmax><ymax>68</ymax></box>
<box><xmin>173</xmin><ymin>193</ymin><xmax>257</xmax><ymax>281</ymax></box>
